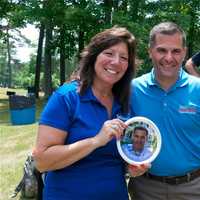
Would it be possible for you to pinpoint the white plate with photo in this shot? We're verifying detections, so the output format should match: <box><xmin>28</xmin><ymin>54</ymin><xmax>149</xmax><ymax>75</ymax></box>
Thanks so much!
<box><xmin>117</xmin><ymin>116</ymin><xmax>162</xmax><ymax>165</ymax></box>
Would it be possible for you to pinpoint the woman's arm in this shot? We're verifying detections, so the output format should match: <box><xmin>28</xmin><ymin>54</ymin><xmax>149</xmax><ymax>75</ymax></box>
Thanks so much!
<box><xmin>33</xmin><ymin>125</ymin><xmax>102</xmax><ymax>172</ymax></box>
<box><xmin>33</xmin><ymin>119</ymin><xmax>127</xmax><ymax>172</ymax></box>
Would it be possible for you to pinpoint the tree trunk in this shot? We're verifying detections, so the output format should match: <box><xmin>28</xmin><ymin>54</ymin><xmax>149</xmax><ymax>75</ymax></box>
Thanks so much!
<box><xmin>6</xmin><ymin>29</ymin><xmax>12</xmax><ymax>88</ymax></box>
<box><xmin>34</xmin><ymin>23</ymin><xmax>45</xmax><ymax>98</ymax></box>
<box><xmin>44</xmin><ymin>22</ymin><xmax>53</xmax><ymax>98</ymax></box>
<box><xmin>120</xmin><ymin>0</ymin><xmax>127</xmax><ymax>11</ymax></box>
<box><xmin>187</xmin><ymin>15</ymin><xmax>195</xmax><ymax>58</ymax></box>
<box><xmin>78</xmin><ymin>29</ymin><xmax>84</xmax><ymax>55</ymax></box>
<box><xmin>60</xmin><ymin>25</ymin><xmax>66</xmax><ymax>85</ymax></box>
<box><xmin>104</xmin><ymin>0</ymin><xmax>113</xmax><ymax>25</ymax></box>
<box><xmin>187</xmin><ymin>4</ymin><xmax>196</xmax><ymax>58</ymax></box>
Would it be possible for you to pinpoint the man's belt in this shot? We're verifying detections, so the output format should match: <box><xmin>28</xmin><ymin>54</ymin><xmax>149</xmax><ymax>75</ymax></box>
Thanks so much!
<box><xmin>143</xmin><ymin>168</ymin><xmax>200</xmax><ymax>185</ymax></box>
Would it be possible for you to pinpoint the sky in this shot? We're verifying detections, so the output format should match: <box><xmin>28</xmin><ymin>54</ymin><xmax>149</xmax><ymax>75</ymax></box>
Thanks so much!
<box><xmin>15</xmin><ymin>24</ymin><xmax>39</xmax><ymax>62</ymax></box>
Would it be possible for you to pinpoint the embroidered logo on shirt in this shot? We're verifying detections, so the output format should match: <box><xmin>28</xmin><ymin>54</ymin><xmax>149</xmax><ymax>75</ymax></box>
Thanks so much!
<box><xmin>179</xmin><ymin>106</ymin><xmax>197</xmax><ymax>114</ymax></box>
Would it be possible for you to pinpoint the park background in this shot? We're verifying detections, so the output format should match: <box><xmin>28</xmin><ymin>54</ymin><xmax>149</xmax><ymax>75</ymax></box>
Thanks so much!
<box><xmin>0</xmin><ymin>0</ymin><xmax>200</xmax><ymax>199</ymax></box>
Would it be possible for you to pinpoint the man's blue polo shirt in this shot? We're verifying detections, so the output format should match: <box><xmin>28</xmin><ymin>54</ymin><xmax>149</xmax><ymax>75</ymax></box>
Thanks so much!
<box><xmin>39</xmin><ymin>81</ymin><xmax>129</xmax><ymax>200</ymax></box>
<box><xmin>130</xmin><ymin>69</ymin><xmax>200</xmax><ymax>176</ymax></box>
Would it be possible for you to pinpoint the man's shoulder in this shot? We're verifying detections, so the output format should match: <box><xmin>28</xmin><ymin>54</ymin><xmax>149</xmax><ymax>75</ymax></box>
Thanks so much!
<box><xmin>144</xmin><ymin>147</ymin><xmax>153</xmax><ymax>154</ymax></box>
<box><xmin>122</xmin><ymin>143</ymin><xmax>132</xmax><ymax>149</ymax></box>
<box><xmin>187</xmin><ymin>74</ymin><xmax>200</xmax><ymax>86</ymax></box>
<box><xmin>131</xmin><ymin>73</ymin><xmax>151</xmax><ymax>87</ymax></box>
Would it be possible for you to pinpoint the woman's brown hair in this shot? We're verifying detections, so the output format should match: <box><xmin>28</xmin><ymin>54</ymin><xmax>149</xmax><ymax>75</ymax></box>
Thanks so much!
<box><xmin>79</xmin><ymin>26</ymin><xmax>136</xmax><ymax>113</ymax></box>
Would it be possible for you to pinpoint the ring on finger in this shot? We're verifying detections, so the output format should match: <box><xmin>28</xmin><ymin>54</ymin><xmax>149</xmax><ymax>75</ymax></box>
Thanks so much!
<box><xmin>111</xmin><ymin>124</ymin><xmax>118</xmax><ymax>130</ymax></box>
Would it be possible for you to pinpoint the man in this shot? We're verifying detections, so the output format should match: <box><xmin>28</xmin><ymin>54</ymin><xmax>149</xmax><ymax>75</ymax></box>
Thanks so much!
<box><xmin>128</xmin><ymin>22</ymin><xmax>200</xmax><ymax>200</ymax></box>
<box><xmin>122</xmin><ymin>126</ymin><xmax>152</xmax><ymax>162</ymax></box>
<box><xmin>185</xmin><ymin>51</ymin><xmax>200</xmax><ymax>77</ymax></box>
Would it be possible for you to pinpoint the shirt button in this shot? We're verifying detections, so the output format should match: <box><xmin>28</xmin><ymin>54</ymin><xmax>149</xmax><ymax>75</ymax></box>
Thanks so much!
<box><xmin>163</xmin><ymin>102</ymin><xmax>167</xmax><ymax>106</ymax></box>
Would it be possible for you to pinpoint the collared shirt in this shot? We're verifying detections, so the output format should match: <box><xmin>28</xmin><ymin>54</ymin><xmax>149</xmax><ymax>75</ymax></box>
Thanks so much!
<box><xmin>39</xmin><ymin>81</ymin><xmax>129</xmax><ymax>200</ymax></box>
<box><xmin>130</xmin><ymin>68</ymin><xmax>200</xmax><ymax>176</ymax></box>
<box><xmin>121</xmin><ymin>143</ymin><xmax>152</xmax><ymax>162</ymax></box>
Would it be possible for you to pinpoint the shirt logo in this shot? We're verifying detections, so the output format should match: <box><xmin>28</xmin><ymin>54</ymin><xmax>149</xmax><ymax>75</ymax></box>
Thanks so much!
<box><xmin>179</xmin><ymin>106</ymin><xmax>197</xmax><ymax>114</ymax></box>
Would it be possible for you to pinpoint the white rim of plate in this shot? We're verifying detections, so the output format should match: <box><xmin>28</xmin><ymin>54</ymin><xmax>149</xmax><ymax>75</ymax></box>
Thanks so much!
<box><xmin>116</xmin><ymin>116</ymin><xmax>162</xmax><ymax>165</ymax></box>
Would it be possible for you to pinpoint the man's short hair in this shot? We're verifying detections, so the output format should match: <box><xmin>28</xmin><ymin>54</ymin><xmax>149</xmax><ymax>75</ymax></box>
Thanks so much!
<box><xmin>133</xmin><ymin>126</ymin><xmax>148</xmax><ymax>136</ymax></box>
<box><xmin>149</xmin><ymin>22</ymin><xmax>186</xmax><ymax>48</ymax></box>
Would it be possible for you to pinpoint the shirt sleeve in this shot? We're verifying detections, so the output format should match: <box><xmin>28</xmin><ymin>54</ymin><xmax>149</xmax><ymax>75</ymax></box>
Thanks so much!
<box><xmin>39</xmin><ymin>91</ymin><xmax>73</xmax><ymax>132</ymax></box>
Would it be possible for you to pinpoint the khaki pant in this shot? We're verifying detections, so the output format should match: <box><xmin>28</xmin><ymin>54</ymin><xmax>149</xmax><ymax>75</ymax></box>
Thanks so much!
<box><xmin>128</xmin><ymin>175</ymin><xmax>200</xmax><ymax>200</ymax></box>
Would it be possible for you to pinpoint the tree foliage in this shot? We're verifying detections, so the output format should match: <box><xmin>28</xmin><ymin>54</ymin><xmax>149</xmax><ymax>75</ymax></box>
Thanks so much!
<box><xmin>0</xmin><ymin>0</ymin><xmax>199</xmax><ymax>97</ymax></box>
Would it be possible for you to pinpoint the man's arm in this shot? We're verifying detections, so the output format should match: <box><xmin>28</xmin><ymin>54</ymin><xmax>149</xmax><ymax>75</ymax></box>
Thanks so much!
<box><xmin>185</xmin><ymin>52</ymin><xmax>200</xmax><ymax>77</ymax></box>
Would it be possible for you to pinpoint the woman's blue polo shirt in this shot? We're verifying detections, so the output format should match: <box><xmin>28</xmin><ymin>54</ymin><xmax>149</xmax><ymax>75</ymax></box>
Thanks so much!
<box><xmin>40</xmin><ymin>81</ymin><xmax>128</xmax><ymax>200</ymax></box>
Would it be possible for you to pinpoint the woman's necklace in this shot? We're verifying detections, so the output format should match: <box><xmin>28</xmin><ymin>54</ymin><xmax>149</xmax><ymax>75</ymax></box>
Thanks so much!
<box><xmin>92</xmin><ymin>86</ymin><xmax>112</xmax><ymax>99</ymax></box>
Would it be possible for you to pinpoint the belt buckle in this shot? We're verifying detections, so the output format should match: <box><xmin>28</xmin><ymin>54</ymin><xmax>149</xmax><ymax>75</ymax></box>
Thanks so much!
<box><xmin>165</xmin><ymin>176</ymin><xmax>180</xmax><ymax>185</ymax></box>
<box><xmin>167</xmin><ymin>177</ymin><xmax>177</xmax><ymax>185</ymax></box>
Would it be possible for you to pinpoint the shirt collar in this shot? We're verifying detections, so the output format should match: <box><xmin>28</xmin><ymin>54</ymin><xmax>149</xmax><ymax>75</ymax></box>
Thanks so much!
<box><xmin>79</xmin><ymin>85</ymin><xmax>121</xmax><ymax>115</ymax></box>
<box><xmin>147</xmin><ymin>67</ymin><xmax>189</xmax><ymax>90</ymax></box>
<box><xmin>79</xmin><ymin>86</ymin><xmax>96</xmax><ymax>102</ymax></box>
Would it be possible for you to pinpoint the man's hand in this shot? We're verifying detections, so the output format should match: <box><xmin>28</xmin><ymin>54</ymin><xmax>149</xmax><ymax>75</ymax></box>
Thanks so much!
<box><xmin>128</xmin><ymin>163</ymin><xmax>151</xmax><ymax>177</ymax></box>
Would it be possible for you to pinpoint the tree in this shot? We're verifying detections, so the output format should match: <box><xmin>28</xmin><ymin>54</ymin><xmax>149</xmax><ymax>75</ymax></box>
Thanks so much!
<box><xmin>1</xmin><ymin>0</ymin><xmax>200</xmax><ymax>90</ymax></box>
<box><xmin>43</xmin><ymin>20</ymin><xmax>53</xmax><ymax>97</ymax></box>
<box><xmin>34</xmin><ymin>23</ymin><xmax>44</xmax><ymax>98</ymax></box>
<box><xmin>185</xmin><ymin>0</ymin><xmax>200</xmax><ymax>57</ymax></box>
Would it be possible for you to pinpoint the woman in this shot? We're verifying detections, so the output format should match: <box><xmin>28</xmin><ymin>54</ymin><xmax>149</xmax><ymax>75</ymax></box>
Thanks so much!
<box><xmin>33</xmin><ymin>26</ymin><xmax>136</xmax><ymax>200</ymax></box>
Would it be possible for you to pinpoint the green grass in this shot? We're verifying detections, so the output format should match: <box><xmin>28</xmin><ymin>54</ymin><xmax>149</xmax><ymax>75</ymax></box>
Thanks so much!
<box><xmin>0</xmin><ymin>124</ymin><xmax>37</xmax><ymax>200</ymax></box>
<box><xmin>0</xmin><ymin>88</ymin><xmax>46</xmax><ymax>200</ymax></box>
<box><xmin>0</xmin><ymin>88</ymin><xmax>131</xmax><ymax>199</ymax></box>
